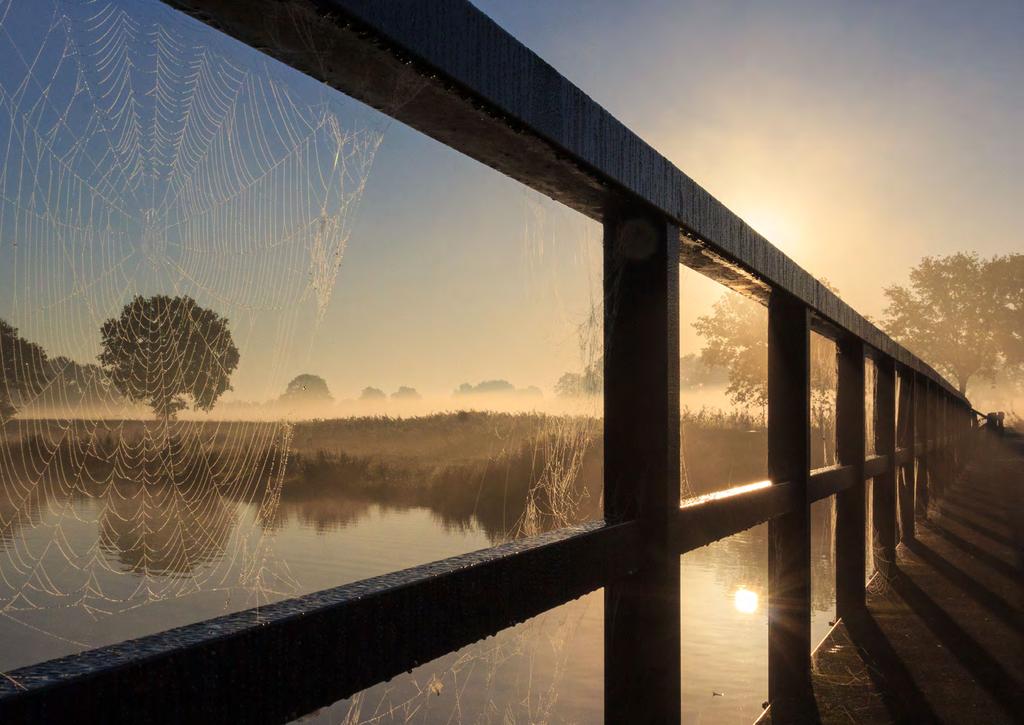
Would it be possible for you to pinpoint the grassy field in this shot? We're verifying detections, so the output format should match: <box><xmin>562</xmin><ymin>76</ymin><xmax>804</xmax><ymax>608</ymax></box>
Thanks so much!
<box><xmin>0</xmin><ymin>408</ymin><xmax>834</xmax><ymax>543</ymax></box>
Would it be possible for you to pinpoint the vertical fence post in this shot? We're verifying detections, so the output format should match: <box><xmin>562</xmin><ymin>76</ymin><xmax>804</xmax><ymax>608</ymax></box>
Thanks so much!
<box><xmin>915</xmin><ymin>375</ymin><xmax>929</xmax><ymax>519</ymax></box>
<box><xmin>934</xmin><ymin>391</ymin><xmax>945</xmax><ymax>498</ymax></box>
<box><xmin>945</xmin><ymin>397</ymin><xmax>952</xmax><ymax>485</ymax></box>
<box><xmin>938</xmin><ymin>394</ymin><xmax>949</xmax><ymax>497</ymax></box>
<box><xmin>897</xmin><ymin>367</ymin><xmax>915</xmax><ymax>542</ymax></box>
<box><xmin>928</xmin><ymin>383</ymin><xmax>938</xmax><ymax>502</ymax></box>
<box><xmin>872</xmin><ymin>356</ymin><xmax>897</xmax><ymax>579</ymax></box>
<box><xmin>767</xmin><ymin>290</ymin><xmax>812</xmax><ymax>718</ymax></box>
<box><xmin>952</xmin><ymin>399</ymin><xmax>960</xmax><ymax>476</ymax></box>
<box><xmin>603</xmin><ymin>205</ymin><xmax>680</xmax><ymax>724</ymax></box>
<box><xmin>835</xmin><ymin>337</ymin><xmax>865</xmax><ymax>619</ymax></box>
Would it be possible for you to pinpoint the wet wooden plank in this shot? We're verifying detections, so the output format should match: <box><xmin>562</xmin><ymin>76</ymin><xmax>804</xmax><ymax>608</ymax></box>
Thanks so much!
<box><xmin>864</xmin><ymin>454</ymin><xmax>890</xmax><ymax>479</ymax></box>
<box><xmin>809</xmin><ymin>464</ymin><xmax>858</xmax><ymax>502</ymax></box>
<box><xmin>674</xmin><ymin>481</ymin><xmax>794</xmax><ymax>552</ymax></box>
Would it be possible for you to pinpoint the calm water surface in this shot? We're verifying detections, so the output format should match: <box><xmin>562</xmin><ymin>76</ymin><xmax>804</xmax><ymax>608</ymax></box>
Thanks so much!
<box><xmin>0</xmin><ymin>484</ymin><xmax>838</xmax><ymax>724</ymax></box>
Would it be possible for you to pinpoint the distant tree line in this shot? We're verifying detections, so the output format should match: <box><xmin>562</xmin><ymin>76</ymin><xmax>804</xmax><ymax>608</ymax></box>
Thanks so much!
<box><xmin>1</xmin><ymin>320</ymin><xmax>123</xmax><ymax>421</ymax></box>
<box><xmin>552</xmin><ymin>252</ymin><xmax>1024</xmax><ymax>415</ymax></box>
<box><xmin>5</xmin><ymin>252</ymin><xmax>1017</xmax><ymax>423</ymax></box>
<box><xmin>454</xmin><ymin>380</ymin><xmax>541</xmax><ymax>397</ymax></box>
<box><xmin>358</xmin><ymin>385</ymin><xmax>422</xmax><ymax>401</ymax></box>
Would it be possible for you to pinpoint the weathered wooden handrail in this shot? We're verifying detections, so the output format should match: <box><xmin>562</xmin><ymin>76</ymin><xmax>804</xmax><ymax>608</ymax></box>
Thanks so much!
<box><xmin>0</xmin><ymin>521</ymin><xmax>641</xmax><ymax>723</ymax></box>
<box><xmin>0</xmin><ymin>1</ymin><xmax>980</xmax><ymax>723</ymax></box>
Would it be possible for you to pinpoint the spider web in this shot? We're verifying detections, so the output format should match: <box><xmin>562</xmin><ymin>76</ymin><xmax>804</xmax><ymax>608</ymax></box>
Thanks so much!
<box><xmin>0</xmin><ymin>0</ymin><xmax>382</xmax><ymax>650</ymax></box>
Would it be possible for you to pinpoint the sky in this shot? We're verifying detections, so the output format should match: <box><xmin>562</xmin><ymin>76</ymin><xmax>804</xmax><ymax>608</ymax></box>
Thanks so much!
<box><xmin>0</xmin><ymin>0</ymin><xmax>1021</xmax><ymax>406</ymax></box>
<box><xmin>473</xmin><ymin>0</ymin><xmax>1023</xmax><ymax>317</ymax></box>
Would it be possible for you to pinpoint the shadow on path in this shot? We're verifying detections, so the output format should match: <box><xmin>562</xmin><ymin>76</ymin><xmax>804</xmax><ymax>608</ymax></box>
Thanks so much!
<box><xmin>842</xmin><ymin>610</ymin><xmax>941</xmax><ymax>724</ymax></box>
<box><xmin>902</xmin><ymin>538</ymin><xmax>1022</xmax><ymax>634</ymax></box>
<box><xmin>889</xmin><ymin>569</ymin><xmax>1023</xmax><ymax>718</ymax></box>
<box><xmin>798</xmin><ymin>430</ymin><xmax>1024</xmax><ymax>724</ymax></box>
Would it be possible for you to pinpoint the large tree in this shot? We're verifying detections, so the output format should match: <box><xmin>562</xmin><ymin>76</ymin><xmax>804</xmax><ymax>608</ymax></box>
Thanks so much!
<box><xmin>99</xmin><ymin>295</ymin><xmax>239</xmax><ymax>422</ymax></box>
<box><xmin>693</xmin><ymin>293</ymin><xmax>769</xmax><ymax>410</ymax></box>
<box><xmin>1</xmin><ymin>319</ymin><xmax>51</xmax><ymax>421</ymax></box>
<box><xmin>991</xmin><ymin>254</ymin><xmax>1024</xmax><ymax>371</ymax></box>
<box><xmin>882</xmin><ymin>253</ymin><xmax>1022</xmax><ymax>395</ymax></box>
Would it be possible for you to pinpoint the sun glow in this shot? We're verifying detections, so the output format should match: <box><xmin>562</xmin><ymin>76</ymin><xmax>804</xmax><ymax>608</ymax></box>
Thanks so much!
<box><xmin>734</xmin><ymin>587</ymin><xmax>759</xmax><ymax>614</ymax></box>
<box><xmin>740</xmin><ymin>205</ymin><xmax>802</xmax><ymax>258</ymax></box>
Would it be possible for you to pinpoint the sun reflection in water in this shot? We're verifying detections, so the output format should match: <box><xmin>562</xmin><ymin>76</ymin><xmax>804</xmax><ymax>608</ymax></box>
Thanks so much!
<box><xmin>734</xmin><ymin>587</ymin><xmax>759</xmax><ymax>614</ymax></box>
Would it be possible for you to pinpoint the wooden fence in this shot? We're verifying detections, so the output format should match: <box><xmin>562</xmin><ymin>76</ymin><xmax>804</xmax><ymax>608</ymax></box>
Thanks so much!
<box><xmin>0</xmin><ymin>1</ymin><xmax>981</xmax><ymax>722</ymax></box>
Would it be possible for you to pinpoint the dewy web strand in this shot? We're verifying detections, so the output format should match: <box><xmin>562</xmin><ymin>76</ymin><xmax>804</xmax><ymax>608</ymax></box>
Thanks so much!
<box><xmin>0</xmin><ymin>1</ymin><xmax>599</xmax><ymax>720</ymax></box>
<box><xmin>0</xmin><ymin>0</ymin><xmax>382</xmax><ymax>638</ymax></box>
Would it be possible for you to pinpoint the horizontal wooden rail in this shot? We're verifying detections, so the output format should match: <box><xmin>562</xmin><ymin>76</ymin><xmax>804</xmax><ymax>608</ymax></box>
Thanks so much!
<box><xmin>0</xmin><ymin>521</ymin><xmax>639</xmax><ymax>724</ymax></box>
<box><xmin>809</xmin><ymin>464</ymin><xmax>858</xmax><ymax>502</ymax></box>
<box><xmin>864</xmin><ymin>454</ymin><xmax>890</xmax><ymax>479</ymax></box>
<box><xmin>674</xmin><ymin>481</ymin><xmax>791</xmax><ymax>552</ymax></box>
<box><xmin>670</xmin><ymin>454</ymin><xmax>911</xmax><ymax>556</ymax></box>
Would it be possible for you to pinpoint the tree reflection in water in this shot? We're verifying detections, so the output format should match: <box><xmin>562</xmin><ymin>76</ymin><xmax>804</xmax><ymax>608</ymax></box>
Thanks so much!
<box><xmin>0</xmin><ymin>412</ymin><xmax>839</xmax><ymax>723</ymax></box>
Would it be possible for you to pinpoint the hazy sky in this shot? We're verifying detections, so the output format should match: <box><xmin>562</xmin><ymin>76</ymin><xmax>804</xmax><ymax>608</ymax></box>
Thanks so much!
<box><xmin>473</xmin><ymin>0</ymin><xmax>1023</xmax><ymax>314</ymax></box>
<box><xmin>272</xmin><ymin>0</ymin><xmax>1024</xmax><ymax>399</ymax></box>
<box><xmin>1</xmin><ymin>0</ymin><xmax>1021</xmax><ymax>405</ymax></box>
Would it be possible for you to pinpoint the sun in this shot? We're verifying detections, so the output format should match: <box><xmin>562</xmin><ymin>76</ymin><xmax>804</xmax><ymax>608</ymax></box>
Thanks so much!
<box><xmin>734</xmin><ymin>586</ymin><xmax>759</xmax><ymax>614</ymax></box>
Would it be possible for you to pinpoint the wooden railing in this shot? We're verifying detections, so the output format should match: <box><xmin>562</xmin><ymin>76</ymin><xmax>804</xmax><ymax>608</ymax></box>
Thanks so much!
<box><xmin>0</xmin><ymin>1</ymin><xmax>981</xmax><ymax>723</ymax></box>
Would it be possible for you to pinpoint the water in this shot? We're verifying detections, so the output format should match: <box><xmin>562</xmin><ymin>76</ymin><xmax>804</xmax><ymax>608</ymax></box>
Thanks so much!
<box><xmin>0</xmin><ymin>479</ymin><xmax>837</xmax><ymax>724</ymax></box>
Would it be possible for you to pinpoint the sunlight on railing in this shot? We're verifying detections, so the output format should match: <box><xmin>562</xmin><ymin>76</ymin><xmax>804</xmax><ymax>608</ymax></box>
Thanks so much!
<box><xmin>680</xmin><ymin>479</ymin><xmax>772</xmax><ymax>508</ymax></box>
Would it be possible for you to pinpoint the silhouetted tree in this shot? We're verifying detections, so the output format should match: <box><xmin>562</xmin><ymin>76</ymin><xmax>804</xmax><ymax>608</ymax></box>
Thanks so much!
<box><xmin>359</xmin><ymin>386</ymin><xmax>386</xmax><ymax>401</ymax></box>
<box><xmin>456</xmin><ymin>379</ymin><xmax>545</xmax><ymax>398</ymax></box>
<box><xmin>694</xmin><ymin>289</ymin><xmax>838</xmax><ymax>462</ymax></box>
<box><xmin>391</xmin><ymin>386</ymin><xmax>421</xmax><ymax>400</ymax></box>
<box><xmin>552</xmin><ymin>356</ymin><xmax>603</xmax><ymax>398</ymax></box>
<box><xmin>99</xmin><ymin>295</ymin><xmax>239</xmax><ymax>422</ymax></box>
<box><xmin>43</xmin><ymin>357</ymin><xmax>121</xmax><ymax>408</ymax></box>
<box><xmin>679</xmin><ymin>353</ymin><xmax>729</xmax><ymax>388</ymax></box>
<box><xmin>991</xmin><ymin>254</ymin><xmax>1024</xmax><ymax>372</ymax></box>
<box><xmin>455</xmin><ymin>380</ymin><xmax>515</xmax><ymax>396</ymax></box>
<box><xmin>1</xmin><ymin>319</ymin><xmax>50</xmax><ymax>421</ymax></box>
<box><xmin>281</xmin><ymin>374</ymin><xmax>332</xmax><ymax>403</ymax></box>
<box><xmin>883</xmin><ymin>253</ymin><xmax>1023</xmax><ymax>394</ymax></box>
<box><xmin>695</xmin><ymin>289</ymin><xmax>837</xmax><ymax>409</ymax></box>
